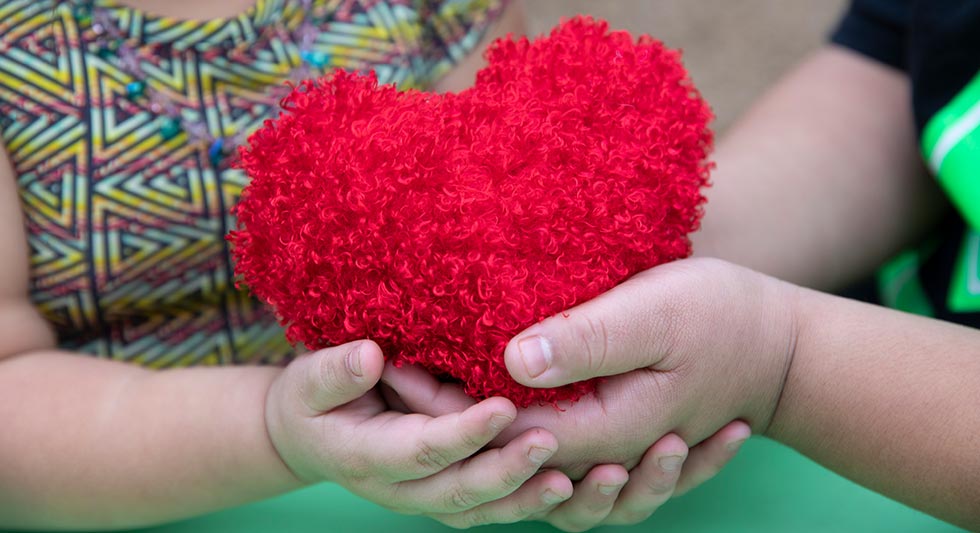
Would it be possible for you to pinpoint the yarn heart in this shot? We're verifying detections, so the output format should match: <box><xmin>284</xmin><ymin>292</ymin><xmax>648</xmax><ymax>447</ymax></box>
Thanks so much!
<box><xmin>230</xmin><ymin>17</ymin><xmax>712</xmax><ymax>407</ymax></box>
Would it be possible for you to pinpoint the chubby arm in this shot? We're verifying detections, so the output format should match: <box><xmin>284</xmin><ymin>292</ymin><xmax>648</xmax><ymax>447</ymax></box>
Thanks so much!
<box><xmin>695</xmin><ymin>45</ymin><xmax>947</xmax><ymax>290</ymax></box>
<box><xmin>0</xmin><ymin>142</ymin><xmax>570</xmax><ymax>530</ymax></box>
<box><xmin>0</xmin><ymin>354</ymin><xmax>298</xmax><ymax>529</ymax></box>
<box><xmin>0</xmin><ymin>151</ymin><xmax>302</xmax><ymax>529</ymax></box>
<box><xmin>493</xmin><ymin>258</ymin><xmax>980</xmax><ymax>530</ymax></box>
<box><xmin>1</xmin><ymin>6</ymin><xmax>567</xmax><ymax>526</ymax></box>
<box><xmin>768</xmin><ymin>287</ymin><xmax>980</xmax><ymax>530</ymax></box>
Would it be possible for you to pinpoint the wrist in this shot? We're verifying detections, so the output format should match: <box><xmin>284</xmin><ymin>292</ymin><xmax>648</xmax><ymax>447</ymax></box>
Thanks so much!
<box><xmin>761</xmin><ymin>283</ymin><xmax>811</xmax><ymax>440</ymax></box>
<box><xmin>263</xmin><ymin>365</ymin><xmax>336</xmax><ymax>486</ymax></box>
<box><xmin>261</xmin><ymin>367</ymin><xmax>312</xmax><ymax>488</ymax></box>
<box><xmin>739</xmin><ymin>275</ymin><xmax>803</xmax><ymax>434</ymax></box>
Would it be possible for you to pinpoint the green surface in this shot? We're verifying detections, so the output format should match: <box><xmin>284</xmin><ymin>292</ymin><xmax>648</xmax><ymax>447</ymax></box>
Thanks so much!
<box><xmin>128</xmin><ymin>438</ymin><xmax>962</xmax><ymax>533</ymax></box>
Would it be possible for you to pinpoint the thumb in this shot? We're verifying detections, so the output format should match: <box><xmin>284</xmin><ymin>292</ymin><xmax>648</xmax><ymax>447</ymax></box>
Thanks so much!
<box><xmin>286</xmin><ymin>340</ymin><xmax>384</xmax><ymax>415</ymax></box>
<box><xmin>504</xmin><ymin>272</ymin><xmax>681</xmax><ymax>388</ymax></box>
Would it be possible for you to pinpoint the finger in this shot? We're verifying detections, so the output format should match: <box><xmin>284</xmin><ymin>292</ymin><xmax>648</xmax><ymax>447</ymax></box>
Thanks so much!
<box><xmin>381</xmin><ymin>361</ymin><xmax>476</xmax><ymax>417</ymax></box>
<box><xmin>542</xmin><ymin>464</ymin><xmax>628</xmax><ymax>532</ymax></box>
<box><xmin>503</xmin><ymin>269</ymin><xmax>679</xmax><ymax>388</ymax></box>
<box><xmin>674</xmin><ymin>420</ymin><xmax>751</xmax><ymax>496</ymax></box>
<box><xmin>393</xmin><ymin>428</ymin><xmax>559</xmax><ymax>514</ymax></box>
<box><xmin>431</xmin><ymin>470</ymin><xmax>573</xmax><ymax>529</ymax></box>
<box><xmin>379</xmin><ymin>383</ymin><xmax>409</xmax><ymax>413</ymax></box>
<box><xmin>604</xmin><ymin>433</ymin><xmax>688</xmax><ymax>526</ymax></box>
<box><xmin>354</xmin><ymin>396</ymin><xmax>517</xmax><ymax>481</ymax></box>
<box><xmin>285</xmin><ymin>340</ymin><xmax>384</xmax><ymax>415</ymax></box>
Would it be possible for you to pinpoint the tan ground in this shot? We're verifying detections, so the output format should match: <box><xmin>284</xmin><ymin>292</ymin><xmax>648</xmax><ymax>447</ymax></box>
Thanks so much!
<box><xmin>523</xmin><ymin>1</ymin><xmax>848</xmax><ymax>131</ymax></box>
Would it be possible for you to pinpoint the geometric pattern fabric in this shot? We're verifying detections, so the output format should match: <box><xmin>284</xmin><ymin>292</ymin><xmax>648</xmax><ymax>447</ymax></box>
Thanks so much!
<box><xmin>0</xmin><ymin>0</ymin><xmax>502</xmax><ymax>366</ymax></box>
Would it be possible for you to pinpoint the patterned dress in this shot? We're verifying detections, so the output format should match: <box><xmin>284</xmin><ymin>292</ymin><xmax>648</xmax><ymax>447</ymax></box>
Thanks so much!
<box><xmin>0</xmin><ymin>0</ymin><xmax>504</xmax><ymax>367</ymax></box>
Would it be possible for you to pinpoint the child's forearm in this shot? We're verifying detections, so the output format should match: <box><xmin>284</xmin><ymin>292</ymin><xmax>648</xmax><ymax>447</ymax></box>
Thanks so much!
<box><xmin>767</xmin><ymin>289</ymin><xmax>980</xmax><ymax>530</ymax></box>
<box><xmin>0</xmin><ymin>351</ymin><xmax>303</xmax><ymax>530</ymax></box>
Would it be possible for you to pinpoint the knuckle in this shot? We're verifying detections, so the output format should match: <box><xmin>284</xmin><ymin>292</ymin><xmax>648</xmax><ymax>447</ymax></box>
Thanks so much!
<box><xmin>315</xmin><ymin>351</ymin><xmax>345</xmax><ymax>391</ymax></box>
<box><xmin>446</xmin><ymin>484</ymin><xmax>481</xmax><ymax>511</ymax></box>
<box><xmin>456</xmin><ymin>419</ymin><xmax>488</xmax><ymax>451</ymax></box>
<box><xmin>574</xmin><ymin>313</ymin><xmax>610</xmax><ymax>373</ymax></box>
<box><xmin>508</xmin><ymin>500</ymin><xmax>538</xmax><ymax>521</ymax></box>
<box><xmin>463</xmin><ymin>508</ymin><xmax>495</xmax><ymax>528</ymax></box>
<box><xmin>498</xmin><ymin>464</ymin><xmax>529</xmax><ymax>490</ymax></box>
<box><xmin>647</xmin><ymin>476</ymin><xmax>677</xmax><ymax>495</ymax></box>
<box><xmin>414</xmin><ymin>440</ymin><xmax>454</xmax><ymax>472</ymax></box>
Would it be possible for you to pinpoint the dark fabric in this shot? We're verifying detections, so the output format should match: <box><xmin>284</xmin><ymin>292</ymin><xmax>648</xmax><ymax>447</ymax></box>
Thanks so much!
<box><xmin>831</xmin><ymin>0</ymin><xmax>980</xmax><ymax>328</ymax></box>
<box><xmin>831</xmin><ymin>0</ymin><xmax>980</xmax><ymax>130</ymax></box>
<box><xmin>831</xmin><ymin>0</ymin><xmax>910</xmax><ymax>70</ymax></box>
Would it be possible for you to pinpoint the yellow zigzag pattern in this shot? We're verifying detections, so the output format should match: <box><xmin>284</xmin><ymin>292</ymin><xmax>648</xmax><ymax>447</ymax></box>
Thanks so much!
<box><xmin>0</xmin><ymin>0</ymin><xmax>502</xmax><ymax>366</ymax></box>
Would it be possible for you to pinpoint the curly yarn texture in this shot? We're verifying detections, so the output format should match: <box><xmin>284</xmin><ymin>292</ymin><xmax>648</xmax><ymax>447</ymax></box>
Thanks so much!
<box><xmin>230</xmin><ymin>17</ymin><xmax>713</xmax><ymax>407</ymax></box>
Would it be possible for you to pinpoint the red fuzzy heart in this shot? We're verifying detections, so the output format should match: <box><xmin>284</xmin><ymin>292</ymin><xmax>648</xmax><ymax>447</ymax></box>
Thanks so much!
<box><xmin>230</xmin><ymin>17</ymin><xmax>712</xmax><ymax>407</ymax></box>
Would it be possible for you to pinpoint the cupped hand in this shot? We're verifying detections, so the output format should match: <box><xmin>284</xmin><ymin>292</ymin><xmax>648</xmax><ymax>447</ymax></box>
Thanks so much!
<box><xmin>499</xmin><ymin>257</ymin><xmax>796</xmax><ymax>470</ymax></box>
<box><xmin>263</xmin><ymin>340</ymin><xmax>574</xmax><ymax>526</ymax></box>
<box><xmin>392</xmin><ymin>258</ymin><xmax>793</xmax><ymax>469</ymax></box>
<box><xmin>384</xmin><ymin>258</ymin><xmax>795</xmax><ymax>528</ymax></box>
<box><xmin>384</xmin><ymin>362</ymin><xmax>752</xmax><ymax>530</ymax></box>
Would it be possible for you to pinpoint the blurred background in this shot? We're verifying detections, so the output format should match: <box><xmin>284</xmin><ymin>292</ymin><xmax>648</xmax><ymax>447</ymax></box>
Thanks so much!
<box><xmin>523</xmin><ymin>1</ymin><xmax>848</xmax><ymax>132</ymax></box>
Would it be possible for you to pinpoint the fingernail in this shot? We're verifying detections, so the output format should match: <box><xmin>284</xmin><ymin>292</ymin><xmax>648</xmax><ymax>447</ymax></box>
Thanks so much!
<box><xmin>597</xmin><ymin>483</ymin><xmax>623</xmax><ymax>496</ymax></box>
<box><xmin>528</xmin><ymin>445</ymin><xmax>555</xmax><ymax>465</ymax></box>
<box><xmin>727</xmin><ymin>438</ymin><xmax>748</xmax><ymax>453</ymax></box>
<box><xmin>658</xmin><ymin>455</ymin><xmax>684</xmax><ymax>472</ymax></box>
<box><xmin>518</xmin><ymin>336</ymin><xmax>552</xmax><ymax>379</ymax></box>
<box><xmin>541</xmin><ymin>489</ymin><xmax>566</xmax><ymax>505</ymax></box>
<box><xmin>489</xmin><ymin>413</ymin><xmax>514</xmax><ymax>432</ymax></box>
<box><xmin>345</xmin><ymin>345</ymin><xmax>363</xmax><ymax>378</ymax></box>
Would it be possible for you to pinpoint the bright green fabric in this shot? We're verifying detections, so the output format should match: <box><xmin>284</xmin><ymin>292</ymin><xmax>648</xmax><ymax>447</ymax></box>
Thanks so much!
<box><xmin>918</xmin><ymin>70</ymin><xmax>980</xmax><ymax>312</ymax></box>
<box><xmin>116</xmin><ymin>438</ymin><xmax>961</xmax><ymax>533</ymax></box>
<box><xmin>877</xmin><ymin>248</ymin><xmax>936</xmax><ymax>317</ymax></box>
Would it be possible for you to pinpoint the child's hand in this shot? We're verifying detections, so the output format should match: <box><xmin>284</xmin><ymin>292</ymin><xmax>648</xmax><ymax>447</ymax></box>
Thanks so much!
<box><xmin>384</xmin><ymin>364</ymin><xmax>751</xmax><ymax>531</ymax></box>
<box><xmin>264</xmin><ymin>340</ymin><xmax>574</xmax><ymax>525</ymax></box>
<box><xmin>495</xmin><ymin>257</ymin><xmax>794</xmax><ymax>464</ymax></box>
<box><xmin>525</xmin><ymin>422</ymin><xmax>750</xmax><ymax>531</ymax></box>
<box><xmin>430</xmin><ymin>257</ymin><xmax>790</xmax><ymax>491</ymax></box>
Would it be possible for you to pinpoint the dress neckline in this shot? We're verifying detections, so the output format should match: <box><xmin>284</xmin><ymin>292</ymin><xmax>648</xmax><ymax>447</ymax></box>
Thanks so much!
<box><xmin>87</xmin><ymin>0</ymin><xmax>294</xmax><ymax>50</ymax></box>
<box><xmin>93</xmin><ymin>0</ymin><xmax>283</xmax><ymax>27</ymax></box>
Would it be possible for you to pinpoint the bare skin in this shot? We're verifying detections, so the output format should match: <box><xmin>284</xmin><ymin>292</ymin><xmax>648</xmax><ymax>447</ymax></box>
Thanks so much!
<box><xmin>499</xmin><ymin>47</ymin><xmax>979</xmax><ymax>530</ymax></box>
<box><xmin>0</xmin><ymin>2</ymin><xmax>566</xmax><ymax>529</ymax></box>
<box><xmin>396</xmin><ymin>46</ymin><xmax>980</xmax><ymax>530</ymax></box>
<box><xmin>0</xmin><ymin>2</ymin><xmax>745</xmax><ymax>530</ymax></box>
